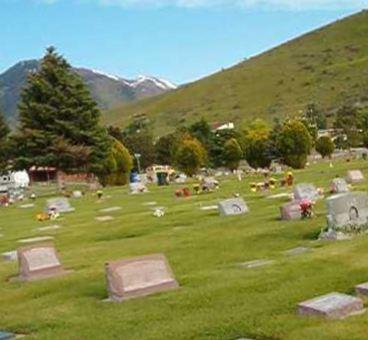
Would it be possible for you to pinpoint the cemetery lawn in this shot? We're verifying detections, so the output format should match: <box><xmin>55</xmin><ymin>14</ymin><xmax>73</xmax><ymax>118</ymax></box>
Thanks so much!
<box><xmin>3</xmin><ymin>160</ymin><xmax>368</xmax><ymax>339</ymax></box>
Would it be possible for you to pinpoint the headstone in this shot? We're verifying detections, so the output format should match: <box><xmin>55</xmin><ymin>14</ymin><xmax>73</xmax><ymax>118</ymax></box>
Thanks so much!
<box><xmin>330</xmin><ymin>178</ymin><xmax>349</xmax><ymax>193</ymax></box>
<box><xmin>293</xmin><ymin>183</ymin><xmax>319</xmax><ymax>201</ymax></box>
<box><xmin>2</xmin><ymin>251</ymin><xmax>17</xmax><ymax>262</ymax></box>
<box><xmin>37</xmin><ymin>225</ymin><xmax>60</xmax><ymax>232</ymax></box>
<box><xmin>143</xmin><ymin>201</ymin><xmax>157</xmax><ymax>206</ymax></box>
<box><xmin>218</xmin><ymin>198</ymin><xmax>249</xmax><ymax>216</ymax></box>
<box><xmin>239</xmin><ymin>259</ymin><xmax>275</xmax><ymax>269</ymax></box>
<box><xmin>326</xmin><ymin>192</ymin><xmax>368</xmax><ymax>230</ymax></box>
<box><xmin>18</xmin><ymin>236</ymin><xmax>54</xmax><ymax>244</ymax></box>
<box><xmin>129</xmin><ymin>182</ymin><xmax>148</xmax><ymax>194</ymax></box>
<box><xmin>200</xmin><ymin>205</ymin><xmax>218</xmax><ymax>211</ymax></box>
<box><xmin>298</xmin><ymin>292</ymin><xmax>364</xmax><ymax>319</ymax></box>
<box><xmin>280</xmin><ymin>200</ymin><xmax>301</xmax><ymax>220</ymax></box>
<box><xmin>95</xmin><ymin>216</ymin><xmax>114</xmax><ymax>222</ymax></box>
<box><xmin>105</xmin><ymin>254</ymin><xmax>179</xmax><ymax>302</ymax></box>
<box><xmin>346</xmin><ymin>170</ymin><xmax>365</xmax><ymax>184</ymax></box>
<box><xmin>46</xmin><ymin>197</ymin><xmax>75</xmax><ymax>213</ymax></box>
<box><xmin>100</xmin><ymin>207</ymin><xmax>122</xmax><ymax>213</ymax></box>
<box><xmin>72</xmin><ymin>191</ymin><xmax>83</xmax><ymax>198</ymax></box>
<box><xmin>0</xmin><ymin>331</ymin><xmax>15</xmax><ymax>340</ymax></box>
<box><xmin>267</xmin><ymin>193</ymin><xmax>290</xmax><ymax>199</ymax></box>
<box><xmin>355</xmin><ymin>282</ymin><xmax>368</xmax><ymax>298</ymax></box>
<box><xmin>19</xmin><ymin>204</ymin><xmax>34</xmax><ymax>209</ymax></box>
<box><xmin>284</xmin><ymin>247</ymin><xmax>311</xmax><ymax>256</ymax></box>
<box><xmin>17</xmin><ymin>243</ymin><xmax>70</xmax><ymax>281</ymax></box>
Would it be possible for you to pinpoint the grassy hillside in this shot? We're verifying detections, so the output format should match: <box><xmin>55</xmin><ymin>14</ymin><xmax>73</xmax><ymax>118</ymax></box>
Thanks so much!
<box><xmin>2</xmin><ymin>160</ymin><xmax>368</xmax><ymax>338</ymax></box>
<box><xmin>106</xmin><ymin>10</ymin><xmax>368</xmax><ymax>135</ymax></box>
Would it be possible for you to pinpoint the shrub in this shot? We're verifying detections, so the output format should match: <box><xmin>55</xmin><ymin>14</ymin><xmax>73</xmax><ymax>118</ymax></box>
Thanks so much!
<box><xmin>315</xmin><ymin>136</ymin><xmax>335</xmax><ymax>158</ymax></box>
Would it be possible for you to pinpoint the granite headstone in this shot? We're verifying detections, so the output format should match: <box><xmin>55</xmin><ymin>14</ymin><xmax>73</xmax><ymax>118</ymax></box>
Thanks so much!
<box><xmin>46</xmin><ymin>197</ymin><xmax>75</xmax><ymax>213</ymax></box>
<box><xmin>346</xmin><ymin>170</ymin><xmax>365</xmax><ymax>184</ymax></box>
<box><xmin>218</xmin><ymin>198</ymin><xmax>249</xmax><ymax>216</ymax></box>
<box><xmin>330</xmin><ymin>178</ymin><xmax>349</xmax><ymax>194</ymax></box>
<box><xmin>298</xmin><ymin>292</ymin><xmax>364</xmax><ymax>319</ymax></box>
<box><xmin>326</xmin><ymin>192</ymin><xmax>368</xmax><ymax>229</ymax></box>
<box><xmin>280</xmin><ymin>200</ymin><xmax>301</xmax><ymax>220</ymax></box>
<box><xmin>17</xmin><ymin>243</ymin><xmax>70</xmax><ymax>281</ymax></box>
<box><xmin>105</xmin><ymin>254</ymin><xmax>179</xmax><ymax>302</ymax></box>
<box><xmin>293</xmin><ymin>183</ymin><xmax>319</xmax><ymax>201</ymax></box>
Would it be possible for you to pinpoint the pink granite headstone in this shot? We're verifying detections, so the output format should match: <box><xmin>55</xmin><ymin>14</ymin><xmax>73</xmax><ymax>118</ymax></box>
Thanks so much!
<box><xmin>17</xmin><ymin>243</ymin><xmax>70</xmax><ymax>281</ymax></box>
<box><xmin>298</xmin><ymin>292</ymin><xmax>364</xmax><ymax>319</ymax></box>
<box><xmin>105</xmin><ymin>253</ymin><xmax>179</xmax><ymax>301</ymax></box>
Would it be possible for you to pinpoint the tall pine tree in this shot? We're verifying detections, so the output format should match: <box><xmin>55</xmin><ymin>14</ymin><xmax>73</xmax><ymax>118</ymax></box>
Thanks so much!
<box><xmin>13</xmin><ymin>47</ymin><xmax>110</xmax><ymax>174</ymax></box>
<box><xmin>0</xmin><ymin>111</ymin><xmax>10</xmax><ymax>172</ymax></box>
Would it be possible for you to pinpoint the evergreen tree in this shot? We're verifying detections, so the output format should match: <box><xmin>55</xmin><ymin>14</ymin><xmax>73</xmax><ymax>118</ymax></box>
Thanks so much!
<box><xmin>12</xmin><ymin>47</ymin><xmax>110</xmax><ymax>174</ymax></box>
<box><xmin>0</xmin><ymin>111</ymin><xmax>10</xmax><ymax>171</ymax></box>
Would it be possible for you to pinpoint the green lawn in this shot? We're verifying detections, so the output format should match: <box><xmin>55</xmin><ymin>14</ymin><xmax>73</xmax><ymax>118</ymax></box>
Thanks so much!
<box><xmin>2</xmin><ymin>159</ymin><xmax>368</xmax><ymax>339</ymax></box>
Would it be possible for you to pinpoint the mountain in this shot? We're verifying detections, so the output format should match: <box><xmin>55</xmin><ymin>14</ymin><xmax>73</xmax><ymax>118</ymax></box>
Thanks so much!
<box><xmin>0</xmin><ymin>60</ymin><xmax>176</xmax><ymax>123</ymax></box>
<box><xmin>107</xmin><ymin>10</ymin><xmax>368</xmax><ymax>136</ymax></box>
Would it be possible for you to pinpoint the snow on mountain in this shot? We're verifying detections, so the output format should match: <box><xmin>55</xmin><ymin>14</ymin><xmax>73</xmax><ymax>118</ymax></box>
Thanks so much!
<box><xmin>0</xmin><ymin>60</ymin><xmax>177</xmax><ymax>122</ymax></box>
<box><xmin>83</xmin><ymin>68</ymin><xmax>177</xmax><ymax>91</ymax></box>
<box><xmin>90</xmin><ymin>69</ymin><xmax>121</xmax><ymax>82</ymax></box>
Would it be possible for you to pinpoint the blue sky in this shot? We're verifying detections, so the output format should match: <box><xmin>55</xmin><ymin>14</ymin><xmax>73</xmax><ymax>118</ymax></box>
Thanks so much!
<box><xmin>1</xmin><ymin>0</ymin><xmax>367</xmax><ymax>84</ymax></box>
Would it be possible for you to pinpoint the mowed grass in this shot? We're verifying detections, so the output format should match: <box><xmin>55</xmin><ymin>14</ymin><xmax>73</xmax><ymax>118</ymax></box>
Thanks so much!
<box><xmin>2</xmin><ymin>160</ymin><xmax>368</xmax><ymax>339</ymax></box>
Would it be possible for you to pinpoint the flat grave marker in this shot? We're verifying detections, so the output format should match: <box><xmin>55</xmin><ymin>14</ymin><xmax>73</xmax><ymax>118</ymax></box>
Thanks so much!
<box><xmin>95</xmin><ymin>216</ymin><xmax>114</xmax><ymax>222</ymax></box>
<box><xmin>298</xmin><ymin>292</ymin><xmax>364</xmax><ymax>319</ymax></box>
<box><xmin>284</xmin><ymin>247</ymin><xmax>311</xmax><ymax>256</ymax></box>
<box><xmin>267</xmin><ymin>193</ymin><xmax>290</xmax><ymax>199</ymax></box>
<box><xmin>99</xmin><ymin>207</ymin><xmax>122</xmax><ymax>213</ymax></box>
<box><xmin>19</xmin><ymin>204</ymin><xmax>34</xmax><ymax>209</ymax></box>
<box><xmin>18</xmin><ymin>236</ymin><xmax>54</xmax><ymax>244</ymax></box>
<box><xmin>142</xmin><ymin>201</ymin><xmax>157</xmax><ymax>206</ymax></box>
<box><xmin>105</xmin><ymin>253</ymin><xmax>179</xmax><ymax>302</ymax></box>
<box><xmin>218</xmin><ymin>198</ymin><xmax>249</xmax><ymax>216</ymax></box>
<box><xmin>37</xmin><ymin>225</ymin><xmax>60</xmax><ymax>232</ymax></box>
<box><xmin>17</xmin><ymin>243</ymin><xmax>71</xmax><ymax>281</ymax></box>
<box><xmin>239</xmin><ymin>259</ymin><xmax>275</xmax><ymax>269</ymax></box>
<box><xmin>200</xmin><ymin>205</ymin><xmax>218</xmax><ymax>211</ymax></box>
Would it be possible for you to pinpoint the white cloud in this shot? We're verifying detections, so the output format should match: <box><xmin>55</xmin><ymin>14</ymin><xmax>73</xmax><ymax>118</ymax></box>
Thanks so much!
<box><xmin>33</xmin><ymin>0</ymin><xmax>368</xmax><ymax>10</ymax></box>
